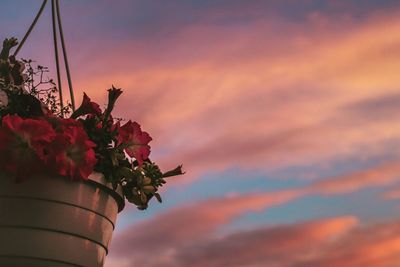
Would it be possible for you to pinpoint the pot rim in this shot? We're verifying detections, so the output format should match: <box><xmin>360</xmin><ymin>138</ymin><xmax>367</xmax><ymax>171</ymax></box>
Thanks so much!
<box><xmin>0</xmin><ymin>171</ymin><xmax>126</xmax><ymax>212</ymax></box>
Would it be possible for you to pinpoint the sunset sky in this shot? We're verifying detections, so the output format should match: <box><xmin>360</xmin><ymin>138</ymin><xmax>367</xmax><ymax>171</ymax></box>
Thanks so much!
<box><xmin>2</xmin><ymin>0</ymin><xmax>400</xmax><ymax>266</ymax></box>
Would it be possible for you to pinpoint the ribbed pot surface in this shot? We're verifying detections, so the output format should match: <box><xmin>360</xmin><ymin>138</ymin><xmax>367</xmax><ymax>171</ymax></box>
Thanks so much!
<box><xmin>0</xmin><ymin>172</ymin><xmax>124</xmax><ymax>267</ymax></box>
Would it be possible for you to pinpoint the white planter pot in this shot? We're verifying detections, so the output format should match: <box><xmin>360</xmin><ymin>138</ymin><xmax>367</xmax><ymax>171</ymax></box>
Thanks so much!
<box><xmin>0</xmin><ymin>172</ymin><xmax>124</xmax><ymax>267</ymax></box>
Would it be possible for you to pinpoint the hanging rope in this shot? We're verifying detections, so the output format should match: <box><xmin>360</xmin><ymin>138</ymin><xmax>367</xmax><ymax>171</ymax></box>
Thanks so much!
<box><xmin>13</xmin><ymin>0</ymin><xmax>48</xmax><ymax>57</ymax></box>
<box><xmin>51</xmin><ymin>0</ymin><xmax>64</xmax><ymax>116</ymax></box>
<box><xmin>13</xmin><ymin>0</ymin><xmax>76</xmax><ymax>115</ymax></box>
<box><xmin>55</xmin><ymin>0</ymin><xmax>75</xmax><ymax>111</ymax></box>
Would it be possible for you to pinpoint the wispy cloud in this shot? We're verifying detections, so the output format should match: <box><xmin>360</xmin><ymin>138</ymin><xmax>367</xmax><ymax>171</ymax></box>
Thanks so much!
<box><xmin>106</xmin><ymin>161</ymin><xmax>400</xmax><ymax>266</ymax></box>
<box><xmin>68</xmin><ymin>9</ymin><xmax>400</xmax><ymax>182</ymax></box>
<box><xmin>382</xmin><ymin>188</ymin><xmax>400</xmax><ymax>200</ymax></box>
<box><xmin>106</xmin><ymin>216</ymin><xmax>400</xmax><ymax>267</ymax></box>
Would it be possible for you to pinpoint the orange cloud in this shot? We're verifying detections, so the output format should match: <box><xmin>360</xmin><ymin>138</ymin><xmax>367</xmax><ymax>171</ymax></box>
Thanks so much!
<box><xmin>106</xmin><ymin>206</ymin><xmax>400</xmax><ymax>267</ymax></box>
<box><xmin>382</xmin><ymin>188</ymin><xmax>400</xmax><ymax>200</ymax></box>
<box><xmin>301</xmin><ymin>221</ymin><xmax>400</xmax><ymax>267</ymax></box>
<box><xmin>106</xmin><ymin>161</ymin><xmax>400</xmax><ymax>266</ymax></box>
<box><xmin>69</xmin><ymin>10</ymin><xmax>400</xmax><ymax>180</ymax></box>
<box><xmin>308</xmin><ymin>161</ymin><xmax>400</xmax><ymax>195</ymax></box>
<box><xmin>106</xmin><ymin>196</ymin><xmax>355</xmax><ymax>267</ymax></box>
<box><xmin>108</xmin><ymin>189</ymin><xmax>304</xmax><ymax>262</ymax></box>
<box><xmin>170</xmin><ymin>217</ymin><xmax>359</xmax><ymax>267</ymax></box>
<box><xmin>106</xmin><ymin>216</ymin><xmax>400</xmax><ymax>267</ymax></box>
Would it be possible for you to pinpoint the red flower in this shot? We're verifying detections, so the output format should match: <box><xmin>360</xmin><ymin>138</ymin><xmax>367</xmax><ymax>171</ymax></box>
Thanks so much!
<box><xmin>71</xmin><ymin>93</ymin><xmax>102</xmax><ymax>118</ymax></box>
<box><xmin>110</xmin><ymin>120</ymin><xmax>120</xmax><ymax>133</ymax></box>
<box><xmin>107</xmin><ymin>86</ymin><xmax>123</xmax><ymax>107</ymax></box>
<box><xmin>0</xmin><ymin>115</ymin><xmax>55</xmax><ymax>181</ymax></box>
<box><xmin>117</xmin><ymin>120</ymin><xmax>152</xmax><ymax>166</ymax></box>
<box><xmin>49</xmin><ymin>121</ymin><xmax>97</xmax><ymax>180</ymax></box>
<box><xmin>102</xmin><ymin>86</ymin><xmax>123</xmax><ymax>127</ymax></box>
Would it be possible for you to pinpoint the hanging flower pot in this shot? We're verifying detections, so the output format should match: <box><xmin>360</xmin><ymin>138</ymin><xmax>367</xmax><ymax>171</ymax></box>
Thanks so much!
<box><xmin>0</xmin><ymin>36</ymin><xmax>183</xmax><ymax>266</ymax></box>
<box><xmin>0</xmin><ymin>172</ymin><xmax>124</xmax><ymax>267</ymax></box>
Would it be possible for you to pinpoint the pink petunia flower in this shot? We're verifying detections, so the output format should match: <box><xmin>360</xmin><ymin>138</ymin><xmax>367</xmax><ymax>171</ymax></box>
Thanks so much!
<box><xmin>48</xmin><ymin>120</ymin><xmax>97</xmax><ymax>180</ymax></box>
<box><xmin>71</xmin><ymin>93</ymin><xmax>102</xmax><ymax>118</ymax></box>
<box><xmin>117</xmin><ymin>120</ymin><xmax>152</xmax><ymax>166</ymax></box>
<box><xmin>0</xmin><ymin>115</ymin><xmax>56</xmax><ymax>181</ymax></box>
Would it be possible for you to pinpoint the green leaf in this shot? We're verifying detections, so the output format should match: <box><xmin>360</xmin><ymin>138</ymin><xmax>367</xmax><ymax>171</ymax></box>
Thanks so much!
<box><xmin>142</xmin><ymin>185</ymin><xmax>155</xmax><ymax>194</ymax></box>
<box><xmin>140</xmin><ymin>190</ymin><xmax>147</xmax><ymax>203</ymax></box>
<box><xmin>163</xmin><ymin>165</ymin><xmax>184</xmax><ymax>178</ymax></box>
<box><xmin>110</xmin><ymin>150</ymin><xmax>119</xmax><ymax>167</ymax></box>
<box><xmin>154</xmin><ymin>193</ymin><xmax>162</xmax><ymax>203</ymax></box>
<box><xmin>117</xmin><ymin>166</ymin><xmax>135</xmax><ymax>179</ymax></box>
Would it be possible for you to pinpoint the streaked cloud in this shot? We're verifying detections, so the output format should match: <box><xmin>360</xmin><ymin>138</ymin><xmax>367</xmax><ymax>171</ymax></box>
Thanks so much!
<box><xmin>106</xmin><ymin>216</ymin><xmax>400</xmax><ymax>267</ymax></box>
<box><xmin>309</xmin><ymin>161</ymin><xmax>400</xmax><ymax>194</ymax></box>
<box><xmin>382</xmin><ymin>188</ymin><xmax>400</xmax><ymax>200</ymax></box>
<box><xmin>106</xmin><ymin>161</ymin><xmax>400</xmax><ymax>266</ymax></box>
<box><xmin>69</xmin><ymin>8</ymin><xmax>400</xmax><ymax>182</ymax></box>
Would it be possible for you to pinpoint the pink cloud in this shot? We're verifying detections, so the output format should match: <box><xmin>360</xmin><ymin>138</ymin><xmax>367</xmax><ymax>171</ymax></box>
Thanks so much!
<box><xmin>106</xmin><ymin>207</ymin><xmax>356</xmax><ymax>267</ymax></box>
<box><xmin>106</xmin><ymin>211</ymin><xmax>400</xmax><ymax>267</ymax></box>
<box><xmin>382</xmin><ymin>188</ymin><xmax>400</xmax><ymax>200</ymax></box>
<box><xmin>170</xmin><ymin>216</ymin><xmax>359</xmax><ymax>267</ymax></box>
<box><xmin>308</xmin><ymin>162</ymin><xmax>400</xmax><ymax>195</ymax></box>
<box><xmin>106</xmin><ymin>216</ymin><xmax>400</xmax><ymax>267</ymax></box>
<box><xmin>105</xmin><ymin>161</ymin><xmax>400</xmax><ymax>266</ymax></box>
<box><xmin>63</xmin><ymin>9</ymin><xmax>400</xmax><ymax>183</ymax></box>
<box><xmin>300</xmin><ymin>221</ymin><xmax>400</xmax><ymax>267</ymax></box>
<box><xmin>108</xmin><ymin>189</ymin><xmax>303</xmax><ymax>259</ymax></box>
